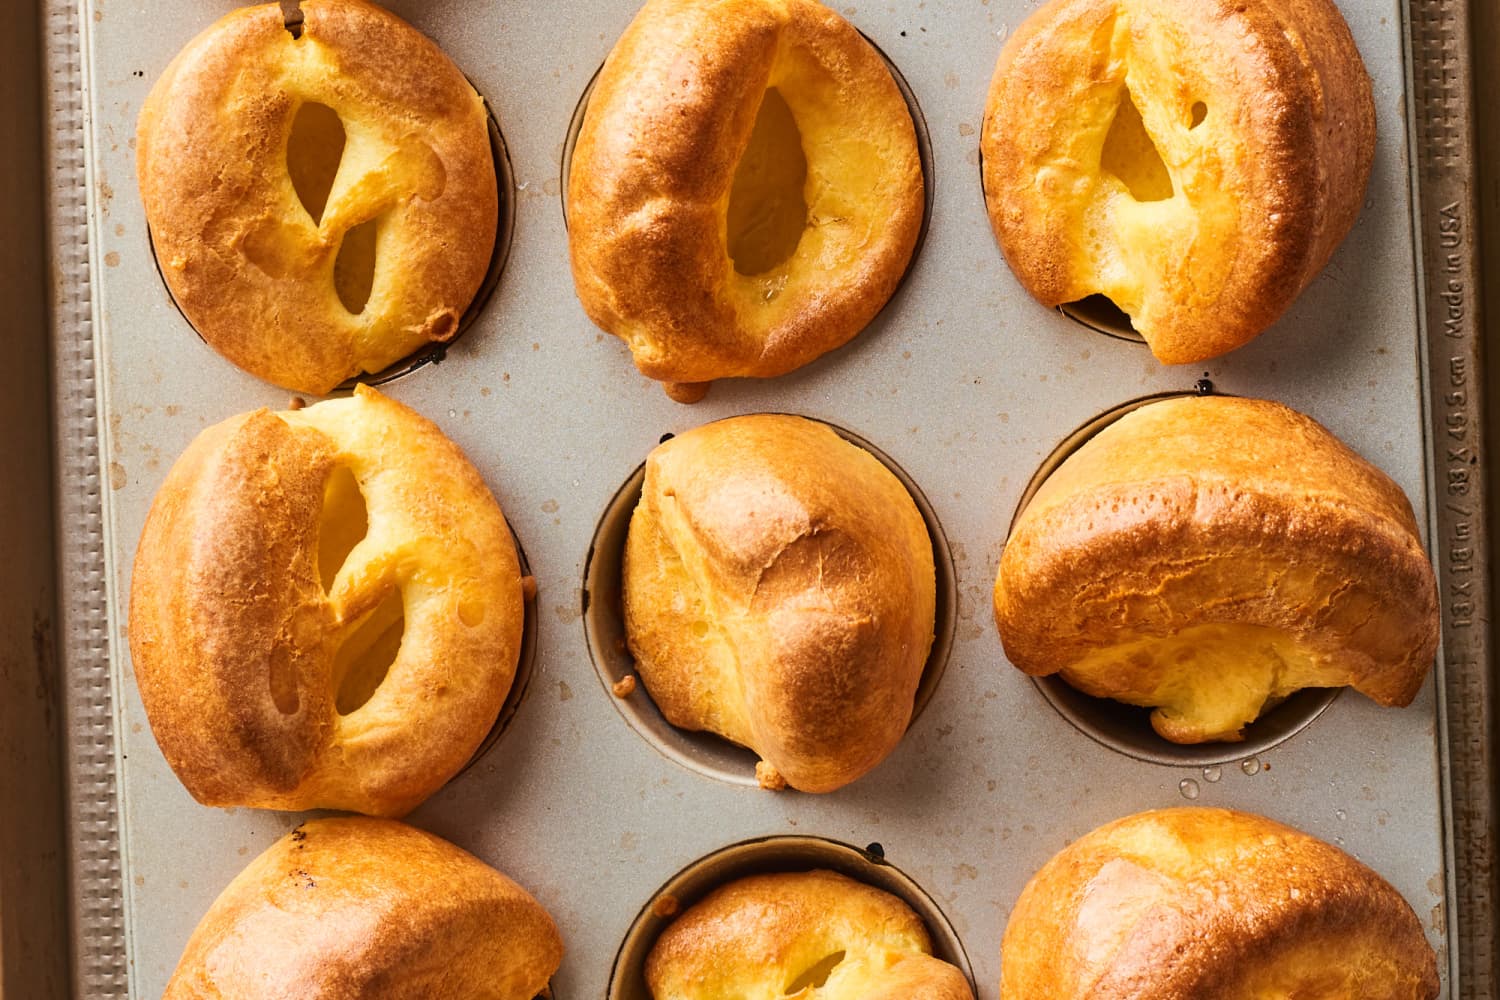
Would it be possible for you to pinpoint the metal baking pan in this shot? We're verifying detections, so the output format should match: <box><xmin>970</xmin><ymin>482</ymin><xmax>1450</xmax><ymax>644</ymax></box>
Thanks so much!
<box><xmin>6</xmin><ymin>0</ymin><xmax>1495</xmax><ymax>996</ymax></box>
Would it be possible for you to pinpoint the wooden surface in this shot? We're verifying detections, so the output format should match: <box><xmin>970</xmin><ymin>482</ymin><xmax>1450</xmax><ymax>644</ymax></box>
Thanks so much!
<box><xmin>0</xmin><ymin>2</ymin><xmax>68</xmax><ymax>998</ymax></box>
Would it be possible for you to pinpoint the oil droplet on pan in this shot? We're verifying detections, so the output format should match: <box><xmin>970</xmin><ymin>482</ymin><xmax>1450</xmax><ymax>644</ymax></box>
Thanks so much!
<box><xmin>1179</xmin><ymin>778</ymin><xmax>1200</xmax><ymax>800</ymax></box>
<box><xmin>1201</xmin><ymin>765</ymin><xmax>1222</xmax><ymax>783</ymax></box>
<box><xmin>1240</xmin><ymin>756</ymin><xmax>1262</xmax><ymax>776</ymax></box>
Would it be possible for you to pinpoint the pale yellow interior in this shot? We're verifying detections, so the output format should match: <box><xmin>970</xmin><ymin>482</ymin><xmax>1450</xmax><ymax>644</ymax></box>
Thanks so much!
<box><xmin>333</xmin><ymin>587</ymin><xmax>404</xmax><ymax>715</ymax></box>
<box><xmin>1056</xmin><ymin>10</ymin><xmax>1236</xmax><ymax>344</ymax></box>
<box><xmin>727</xmin><ymin>87</ymin><xmax>810</xmax><ymax>276</ymax></box>
<box><xmin>316</xmin><ymin>464</ymin><xmax>367</xmax><ymax>591</ymax></box>
<box><xmin>1100</xmin><ymin>88</ymin><xmax>1174</xmax><ymax>203</ymax></box>
<box><xmin>719</xmin><ymin>41</ymin><xmax>915</xmax><ymax>319</ymax></box>
<box><xmin>284</xmin><ymin>98</ymin><xmax>383</xmax><ymax>319</ymax></box>
<box><xmin>334</xmin><ymin>217</ymin><xmax>379</xmax><ymax>315</ymax></box>
<box><xmin>315</xmin><ymin>460</ymin><xmax>403</xmax><ymax>717</ymax></box>
<box><xmin>1060</xmin><ymin>623</ymin><xmax>1335</xmax><ymax>743</ymax></box>
<box><xmin>785</xmin><ymin>952</ymin><xmax>846</xmax><ymax>994</ymax></box>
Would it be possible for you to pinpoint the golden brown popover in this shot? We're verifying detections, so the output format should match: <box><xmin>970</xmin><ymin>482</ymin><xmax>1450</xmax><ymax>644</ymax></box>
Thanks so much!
<box><xmin>624</xmin><ymin>415</ymin><xmax>935</xmax><ymax>791</ymax></box>
<box><xmin>648</xmin><ymin>870</ymin><xmax>973</xmax><ymax>1000</ymax></box>
<box><xmin>129</xmin><ymin>386</ymin><xmax>525</xmax><ymax>816</ymax></box>
<box><xmin>569</xmin><ymin>0</ymin><xmax>923</xmax><ymax>402</ymax></box>
<box><xmin>137</xmin><ymin>0</ymin><xmax>497</xmax><ymax>394</ymax></box>
<box><xmin>981</xmin><ymin>0</ymin><xmax>1375</xmax><ymax>364</ymax></box>
<box><xmin>994</xmin><ymin>395</ymin><xmax>1439</xmax><ymax>743</ymax></box>
<box><xmin>164</xmin><ymin>818</ymin><xmax>563</xmax><ymax>999</ymax></box>
<box><xmin>1001</xmin><ymin>808</ymin><xmax>1439</xmax><ymax>999</ymax></box>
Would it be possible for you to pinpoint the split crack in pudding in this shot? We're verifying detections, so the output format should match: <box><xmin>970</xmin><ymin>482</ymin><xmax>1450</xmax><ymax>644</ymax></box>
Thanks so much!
<box><xmin>137</xmin><ymin>0</ymin><xmax>499</xmax><ymax>395</ymax></box>
<box><xmin>568</xmin><ymin>0</ymin><xmax>924</xmax><ymax>402</ymax></box>
<box><xmin>623</xmin><ymin>415</ymin><xmax>936</xmax><ymax>792</ymax></box>
<box><xmin>994</xmin><ymin>396</ymin><xmax>1439</xmax><ymax>744</ymax></box>
<box><xmin>129</xmin><ymin>386</ymin><xmax>525</xmax><ymax>817</ymax></box>
<box><xmin>647</xmin><ymin>870</ymin><xmax>974</xmax><ymax>1000</ymax></box>
<box><xmin>981</xmin><ymin>0</ymin><xmax>1376</xmax><ymax>364</ymax></box>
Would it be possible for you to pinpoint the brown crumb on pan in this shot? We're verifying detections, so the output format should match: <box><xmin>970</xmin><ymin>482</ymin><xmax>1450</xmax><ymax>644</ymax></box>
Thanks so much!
<box><xmin>652</xmin><ymin>894</ymin><xmax>680</xmax><ymax>918</ymax></box>
<box><xmin>287</xmin><ymin>396</ymin><xmax>307</xmax><ymax>411</ymax></box>
<box><xmin>756</xmin><ymin>760</ymin><xmax>788</xmax><ymax>791</ymax></box>
<box><xmin>663</xmin><ymin>380</ymin><xmax>711</xmax><ymax>404</ymax></box>
<box><xmin>612</xmin><ymin>674</ymin><xmax>637</xmax><ymax>698</ymax></box>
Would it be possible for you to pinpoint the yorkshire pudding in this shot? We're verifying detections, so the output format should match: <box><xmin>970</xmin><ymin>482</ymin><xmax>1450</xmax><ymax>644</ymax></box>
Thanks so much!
<box><xmin>129</xmin><ymin>386</ymin><xmax>525</xmax><ymax>816</ymax></box>
<box><xmin>1001</xmin><ymin>808</ymin><xmax>1439</xmax><ymax>999</ymax></box>
<box><xmin>981</xmin><ymin>0</ymin><xmax>1375</xmax><ymax>364</ymax></box>
<box><xmin>137</xmin><ymin>0</ymin><xmax>498</xmax><ymax>395</ymax></box>
<box><xmin>994</xmin><ymin>395</ymin><xmax>1439</xmax><ymax>744</ymax></box>
<box><xmin>568</xmin><ymin>0</ymin><xmax>923</xmax><ymax>403</ymax></box>
<box><xmin>623</xmin><ymin>415</ymin><xmax>936</xmax><ymax>792</ymax></box>
<box><xmin>647</xmin><ymin>870</ymin><xmax>973</xmax><ymax>1000</ymax></box>
<box><xmin>164</xmin><ymin>817</ymin><xmax>563</xmax><ymax>999</ymax></box>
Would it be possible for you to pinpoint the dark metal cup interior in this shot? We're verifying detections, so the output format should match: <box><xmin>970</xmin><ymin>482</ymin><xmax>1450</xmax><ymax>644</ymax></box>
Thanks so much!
<box><xmin>582</xmin><ymin>416</ymin><xmax>958</xmax><ymax>787</ymax></box>
<box><xmin>607</xmin><ymin>836</ymin><xmax>975</xmax><ymax>1000</ymax></box>
<box><xmin>1056</xmin><ymin>295</ymin><xmax>1146</xmax><ymax>344</ymax></box>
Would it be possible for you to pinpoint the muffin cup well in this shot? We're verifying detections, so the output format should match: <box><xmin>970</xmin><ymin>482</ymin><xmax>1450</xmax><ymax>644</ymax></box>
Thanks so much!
<box><xmin>607</xmin><ymin>835</ymin><xmax>975</xmax><ymax>1000</ymax></box>
<box><xmin>1006</xmin><ymin>390</ymin><xmax>1341</xmax><ymax>768</ymax></box>
<box><xmin>582</xmin><ymin>416</ymin><xmax>957</xmax><ymax>787</ymax></box>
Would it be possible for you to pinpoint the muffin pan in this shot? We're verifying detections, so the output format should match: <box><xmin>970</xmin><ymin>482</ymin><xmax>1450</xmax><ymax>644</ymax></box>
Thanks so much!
<box><xmin>40</xmin><ymin>0</ymin><xmax>1490</xmax><ymax>996</ymax></box>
